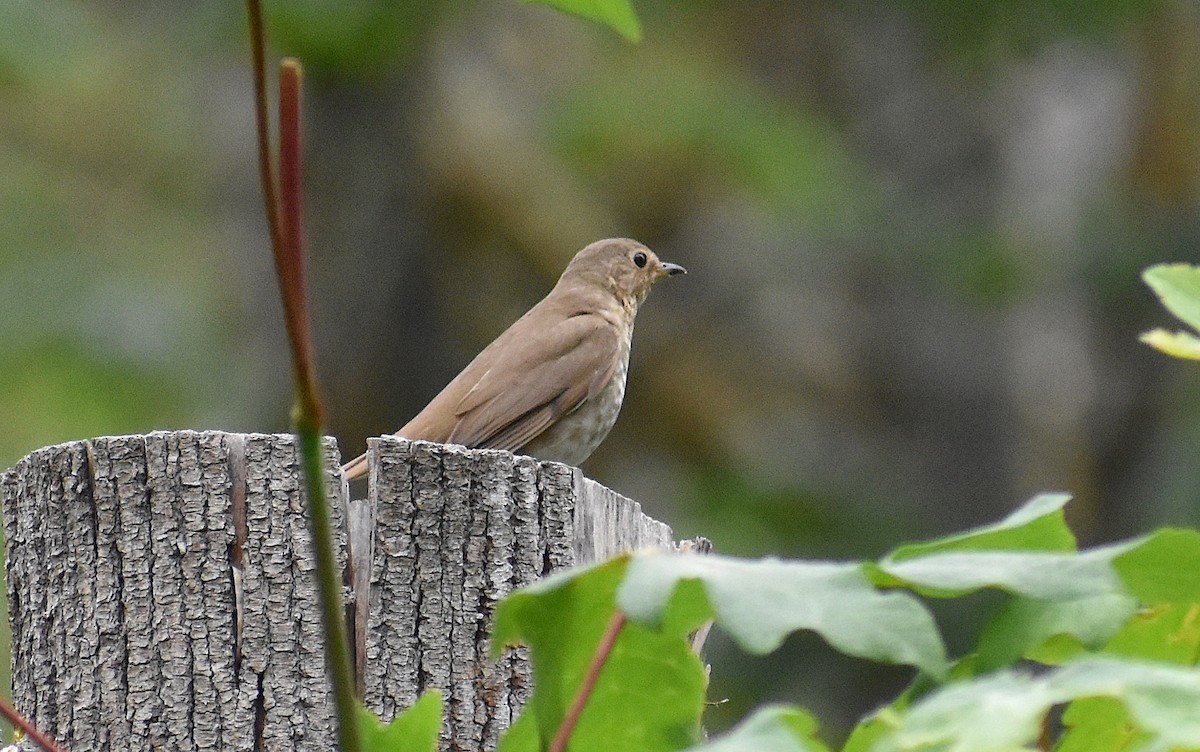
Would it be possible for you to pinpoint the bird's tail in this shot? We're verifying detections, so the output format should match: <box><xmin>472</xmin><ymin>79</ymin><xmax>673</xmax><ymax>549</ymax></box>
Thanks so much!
<box><xmin>341</xmin><ymin>451</ymin><xmax>369</xmax><ymax>482</ymax></box>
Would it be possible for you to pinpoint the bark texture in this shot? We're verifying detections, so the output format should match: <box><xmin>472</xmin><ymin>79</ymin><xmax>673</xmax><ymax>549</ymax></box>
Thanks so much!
<box><xmin>357</xmin><ymin>437</ymin><xmax>672</xmax><ymax>751</ymax></box>
<box><xmin>1</xmin><ymin>432</ymin><xmax>675</xmax><ymax>751</ymax></box>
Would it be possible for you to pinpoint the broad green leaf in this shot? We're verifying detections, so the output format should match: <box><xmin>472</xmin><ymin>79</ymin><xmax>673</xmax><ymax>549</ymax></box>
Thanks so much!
<box><xmin>976</xmin><ymin>593</ymin><xmax>1139</xmax><ymax>671</ymax></box>
<box><xmin>869</xmin><ymin>657</ymin><xmax>1200</xmax><ymax>752</ymax></box>
<box><xmin>1104</xmin><ymin>602</ymin><xmax>1200</xmax><ymax>664</ymax></box>
<box><xmin>1057</xmin><ymin>696</ymin><xmax>1144</xmax><ymax>752</ymax></box>
<box><xmin>1025</xmin><ymin>634</ymin><xmax>1092</xmax><ymax>666</ymax></box>
<box><xmin>887</xmin><ymin>493</ymin><xmax>1075</xmax><ymax>561</ymax></box>
<box><xmin>1051</xmin><ymin>658</ymin><xmax>1200</xmax><ymax>748</ymax></box>
<box><xmin>494</xmin><ymin>556</ymin><xmax>706</xmax><ymax>752</ymax></box>
<box><xmin>498</xmin><ymin>713</ymin><xmax>538</xmax><ymax>752</ymax></box>
<box><xmin>618</xmin><ymin>553</ymin><xmax>948</xmax><ymax>677</ymax></box>
<box><xmin>877</xmin><ymin>539</ymin><xmax>1142</xmax><ymax>600</ymax></box>
<box><xmin>1143</xmin><ymin>263</ymin><xmax>1200</xmax><ymax>334</ymax></box>
<box><xmin>1139</xmin><ymin>328</ymin><xmax>1200</xmax><ymax>360</ymax></box>
<box><xmin>523</xmin><ymin>0</ymin><xmax>642</xmax><ymax>41</ymax></box>
<box><xmin>842</xmin><ymin>714</ymin><xmax>892</xmax><ymax>752</ymax></box>
<box><xmin>1055</xmin><ymin>603</ymin><xmax>1200</xmax><ymax>751</ymax></box>
<box><xmin>869</xmin><ymin>670</ymin><xmax>1051</xmax><ymax>752</ymax></box>
<box><xmin>683</xmin><ymin>705</ymin><xmax>830</xmax><ymax>752</ymax></box>
<box><xmin>1114</xmin><ymin>529</ymin><xmax>1200</xmax><ymax>604</ymax></box>
<box><xmin>359</xmin><ymin>692</ymin><xmax>442</xmax><ymax>752</ymax></box>
<box><xmin>491</xmin><ymin>557</ymin><xmax>613</xmax><ymax>645</ymax></box>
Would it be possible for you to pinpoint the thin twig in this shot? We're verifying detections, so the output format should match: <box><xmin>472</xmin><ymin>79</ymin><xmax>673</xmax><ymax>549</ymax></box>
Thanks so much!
<box><xmin>275</xmin><ymin>59</ymin><xmax>360</xmax><ymax>752</ymax></box>
<box><xmin>243</xmin><ymin>4</ymin><xmax>359</xmax><ymax>751</ymax></box>
<box><xmin>244</xmin><ymin>0</ymin><xmax>284</xmax><ymax>265</ymax></box>
<box><xmin>549</xmin><ymin>610</ymin><xmax>628</xmax><ymax>752</ymax></box>
<box><xmin>0</xmin><ymin>695</ymin><xmax>66</xmax><ymax>752</ymax></box>
<box><xmin>277</xmin><ymin>59</ymin><xmax>325</xmax><ymax>428</ymax></box>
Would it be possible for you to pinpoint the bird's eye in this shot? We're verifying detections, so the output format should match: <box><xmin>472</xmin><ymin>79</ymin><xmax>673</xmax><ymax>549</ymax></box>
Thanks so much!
<box><xmin>633</xmin><ymin>252</ymin><xmax>648</xmax><ymax>268</ymax></box>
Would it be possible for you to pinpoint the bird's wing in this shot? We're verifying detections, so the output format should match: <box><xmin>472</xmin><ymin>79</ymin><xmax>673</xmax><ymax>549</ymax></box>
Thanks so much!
<box><xmin>345</xmin><ymin>314</ymin><xmax>619</xmax><ymax>479</ymax></box>
<box><xmin>439</xmin><ymin>312</ymin><xmax>620</xmax><ymax>452</ymax></box>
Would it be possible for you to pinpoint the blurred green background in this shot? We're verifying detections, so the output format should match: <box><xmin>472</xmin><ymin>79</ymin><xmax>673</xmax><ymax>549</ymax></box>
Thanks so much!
<box><xmin>3</xmin><ymin>0</ymin><xmax>1200</xmax><ymax>742</ymax></box>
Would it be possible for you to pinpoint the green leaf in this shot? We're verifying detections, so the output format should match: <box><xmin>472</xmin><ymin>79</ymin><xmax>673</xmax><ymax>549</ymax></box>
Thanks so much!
<box><xmin>494</xmin><ymin>556</ymin><xmax>706</xmax><ymax>752</ymax></box>
<box><xmin>1104</xmin><ymin>602</ymin><xmax>1200</xmax><ymax>664</ymax></box>
<box><xmin>1052</xmin><ymin>658</ymin><xmax>1200</xmax><ymax>748</ymax></box>
<box><xmin>869</xmin><ymin>657</ymin><xmax>1200</xmax><ymax>752</ymax></box>
<box><xmin>842</xmin><ymin>714</ymin><xmax>892</xmax><ymax>752</ymax></box>
<box><xmin>876</xmin><ymin>539</ymin><xmax>1142</xmax><ymax>600</ymax></box>
<box><xmin>683</xmin><ymin>705</ymin><xmax>830</xmax><ymax>752</ymax></box>
<box><xmin>617</xmin><ymin>553</ymin><xmax>948</xmax><ymax>678</ymax></box>
<box><xmin>359</xmin><ymin>692</ymin><xmax>442</xmax><ymax>752</ymax></box>
<box><xmin>523</xmin><ymin>0</ymin><xmax>642</xmax><ymax>42</ymax></box>
<box><xmin>869</xmin><ymin>670</ymin><xmax>1050</xmax><ymax>752</ymax></box>
<box><xmin>1139</xmin><ymin>328</ymin><xmax>1200</xmax><ymax>360</ymax></box>
<box><xmin>1114</xmin><ymin>529</ymin><xmax>1200</xmax><ymax>604</ymax></box>
<box><xmin>1143</xmin><ymin>263</ymin><xmax>1200</xmax><ymax>333</ymax></box>
<box><xmin>492</xmin><ymin>558</ymin><xmax>615</xmax><ymax>656</ymax></box>
<box><xmin>976</xmin><ymin>593</ymin><xmax>1140</xmax><ymax>671</ymax></box>
<box><xmin>886</xmin><ymin>493</ymin><xmax>1075</xmax><ymax>561</ymax></box>
<box><xmin>497</xmin><ymin>712</ymin><xmax>539</xmax><ymax>752</ymax></box>
<box><xmin>1057</xmin><ymin>696</ymin><xmax>1145</xmax><ymax>752</ymax></box>
<box><xmin>1055</xmin><ymin>602</ymin><xmax>1200</xmax><ymax>750</ymax></box>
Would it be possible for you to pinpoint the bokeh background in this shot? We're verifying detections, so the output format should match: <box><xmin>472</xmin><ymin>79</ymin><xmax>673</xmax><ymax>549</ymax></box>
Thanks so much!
<box><xmin>3</xmin><ymin>0</ymin><xmax>1200</xmax><ymax>742</ymax></box>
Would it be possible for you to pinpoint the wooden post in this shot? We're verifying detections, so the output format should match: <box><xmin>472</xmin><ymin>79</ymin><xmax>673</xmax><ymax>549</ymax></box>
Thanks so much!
<box><xmin>1</xmin><ymin>431</ymin><xmax>680</xmax><ymax>751</ymax></box>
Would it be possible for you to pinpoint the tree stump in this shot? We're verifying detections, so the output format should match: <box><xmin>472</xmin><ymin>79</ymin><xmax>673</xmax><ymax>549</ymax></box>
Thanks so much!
<box><xmin>1</xmin><ymin>431</ymin><xmax>679</xmax><ymax>751</ymax></box>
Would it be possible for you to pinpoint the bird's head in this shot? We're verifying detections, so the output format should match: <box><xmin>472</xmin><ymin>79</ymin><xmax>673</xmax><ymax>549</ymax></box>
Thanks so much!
<box><xmin>561</xmin><ymin>238</ymin><xmax>686</xmax><ymax>308</ymax></box>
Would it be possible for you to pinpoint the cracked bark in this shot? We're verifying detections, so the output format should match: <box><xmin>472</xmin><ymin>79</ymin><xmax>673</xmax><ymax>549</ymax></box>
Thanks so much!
<box><xmin>3</xmin><ymin>432</ymin><xmax>677</xmax><ymax>751</ymax></box>
<box><xmin>358</xmin><ymin>437</ymin><xmax>676</xmax><ymax>752</ymax></box>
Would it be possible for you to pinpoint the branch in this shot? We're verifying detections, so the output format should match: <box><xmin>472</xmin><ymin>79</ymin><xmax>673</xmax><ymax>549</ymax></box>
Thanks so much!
<box><xmin>244</xmin><ymin>0</ymin><xmax>283</xmax><ymax>267</ymax></box>
<box><xmin>549</xmin><ymin>610</ymin><xmax>628</xmax><ymax>752</ymax></box>
<box><xmin>244</xmin><ymin>5</ymin><xmax>358</xmax><ymax>751</ymax></box>
<box><xmin>277</xmin><ymin>59</ymin><xmax>325</xmax><ymax>429</ymax></box>
<box><xmin>0</xmin><ymin>695</ymin><xmax>66</xmax><ymax>752</ymax></box>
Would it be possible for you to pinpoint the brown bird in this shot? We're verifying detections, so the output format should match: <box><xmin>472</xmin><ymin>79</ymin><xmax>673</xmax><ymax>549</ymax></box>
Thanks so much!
<box><xmin>341</xmin><ymin>238</ymin><xmax>685</xmax><ymax>481</ymax></box>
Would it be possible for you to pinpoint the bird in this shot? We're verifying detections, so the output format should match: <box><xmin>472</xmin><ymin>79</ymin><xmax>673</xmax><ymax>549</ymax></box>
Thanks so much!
<box><xmin>341</xmin><ymin>238</ymin><xmax>686</xmax><ymax>481</ymax></box>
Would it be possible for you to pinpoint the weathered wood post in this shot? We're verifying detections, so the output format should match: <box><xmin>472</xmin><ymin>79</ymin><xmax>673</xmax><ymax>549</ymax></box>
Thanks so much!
<box><xmin>1</xmin><ymin>430</ymin><xmax>680</xmax><ymax>751</ymax></box>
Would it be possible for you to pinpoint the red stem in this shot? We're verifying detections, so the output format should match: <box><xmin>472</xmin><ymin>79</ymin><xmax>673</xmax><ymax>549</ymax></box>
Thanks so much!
<box><xmin>244</xmin><ymin>0</ymin><xmax>283</xmax><ymax>266</ymax></box>
<box><xmin>549</xmin><ymin>611</ymin><xmax>628</xmax><ymax>752</ymax></box>
<box><xmin>0</xmin><ymin>695</ymin><xmax>67</xmax><ymax>752</ymax></box>
<box><xmin>276</xmin><ymin>59</ymin><xmax>325</xmax><ymax>429</ymax></box>
<box><xmin>241</xmin><ymin>8</ymin><xmax>353</xmax><ymax>752</ymax></box>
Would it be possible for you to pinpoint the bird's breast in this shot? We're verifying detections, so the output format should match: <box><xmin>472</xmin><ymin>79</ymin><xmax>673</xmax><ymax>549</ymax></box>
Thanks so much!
<box><xmin>519</xmin><ymin>330</ymin><xmax>632</xmax><ymax>466</ymax></box>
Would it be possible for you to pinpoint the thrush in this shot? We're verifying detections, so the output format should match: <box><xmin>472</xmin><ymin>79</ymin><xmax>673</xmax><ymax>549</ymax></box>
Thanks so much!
<box><xmin>341</xmin><ymin>238</ymin><xmax>685</xmax><ymax>481</ymax></box>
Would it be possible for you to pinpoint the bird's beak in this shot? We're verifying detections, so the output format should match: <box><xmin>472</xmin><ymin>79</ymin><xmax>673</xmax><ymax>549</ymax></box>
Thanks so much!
<box><xmin>659</xmin><ymin>261</ymin><xmax>687</xmax><ymax>277</ymax></box>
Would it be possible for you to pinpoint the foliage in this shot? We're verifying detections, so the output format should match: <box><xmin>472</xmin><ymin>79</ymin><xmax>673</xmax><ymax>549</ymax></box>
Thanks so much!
<box><xmin>461</xmin><ymin>493</ymin><xmax>1200</xmax><ymax>752</ymax></box>
<box><xmin>494</xmin><ymin>559</ymin><xmax>706</xmax><ymax>751</ymax></box>
<box><xmin>523</xmin><ymin>0</ymin><xmax>642</xmax><ymax>42</ymax></box>
<box><xmin>358</xmin><ymin>692</ymin><xmax>442</xmax><ymax>752</ymax></box>
<box><xmin>1141</xmin><ymin>264</ymin><xmax>1200</xmax><ymax>360</ymax></box>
